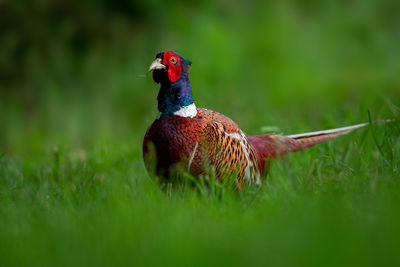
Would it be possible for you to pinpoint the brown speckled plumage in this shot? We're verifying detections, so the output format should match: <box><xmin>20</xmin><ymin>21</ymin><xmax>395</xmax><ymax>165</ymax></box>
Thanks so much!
<box><xmin>143</xmin><ymin>109</ymin><xmax>258</xmax><ymax>185</ymax></box>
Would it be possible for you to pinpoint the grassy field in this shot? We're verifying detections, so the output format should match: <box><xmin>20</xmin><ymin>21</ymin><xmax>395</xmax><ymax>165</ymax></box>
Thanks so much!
<box><xmin>1</xmin><ymin>1</ymin><xmax>400</xmax><ymax>266</ymax></box>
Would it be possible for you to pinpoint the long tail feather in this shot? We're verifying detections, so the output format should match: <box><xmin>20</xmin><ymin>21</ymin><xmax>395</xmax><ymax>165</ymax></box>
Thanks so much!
<box><xmin>285</xmin><ymin>119</ymin><xmax>392</xmax><ymax>152</ymax></box>
<box><xmin>248</xmin><ymin>119</ymin><xmax>393</xmax><ymax>174</ymax></box>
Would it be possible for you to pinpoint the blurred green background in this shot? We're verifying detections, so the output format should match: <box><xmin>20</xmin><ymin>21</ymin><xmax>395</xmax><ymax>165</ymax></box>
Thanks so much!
<box><xmin>2</xmin><ymin>0</ymin><xmax>399</xmax><ymax>154</ymax></box>
<box><xmin>1</xmin><ymin>0</ymin><xmax>400</xmax><ymax>266</ymax></box>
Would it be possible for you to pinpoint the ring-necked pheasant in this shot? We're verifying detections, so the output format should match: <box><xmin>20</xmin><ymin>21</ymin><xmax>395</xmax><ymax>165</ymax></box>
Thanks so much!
<box><xmin>143</xmin><ymin>51</ymin><xmax>382</xmax><ymax>186</ymax></box>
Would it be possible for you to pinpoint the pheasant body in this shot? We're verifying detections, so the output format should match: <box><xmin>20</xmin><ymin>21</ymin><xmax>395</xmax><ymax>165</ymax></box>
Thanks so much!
<box><xmin>144</xmin><ymin>108</ymin><xmax>263</xmax><ymax>185</ymax></box>
<box><xmin>143</xmin><ymin>51</ymin><xmax>375</xmax><ymax>186</ymax></box>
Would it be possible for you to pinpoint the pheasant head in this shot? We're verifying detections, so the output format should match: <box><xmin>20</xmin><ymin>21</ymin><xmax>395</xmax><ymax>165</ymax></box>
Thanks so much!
<box><xmin>148</xmin><ymin>51</ymin><xmax>195</xmax><ymax>117</ymax></box>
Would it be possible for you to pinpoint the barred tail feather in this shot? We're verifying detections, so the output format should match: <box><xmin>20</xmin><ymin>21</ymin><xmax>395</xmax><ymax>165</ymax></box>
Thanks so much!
<box><xmin>248</xmin><ymin>120</ymin><xmax>392</xmax><ymax>174</ymax></box>
<box><xmin>286</xmin><ymin>119</ymin><xmax>392</xmax><ymax>152</ymax></box>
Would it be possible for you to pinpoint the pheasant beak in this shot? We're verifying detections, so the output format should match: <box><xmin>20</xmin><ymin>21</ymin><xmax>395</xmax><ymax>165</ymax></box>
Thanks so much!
<box><xmin>148</xmin><ymin>58</ymin><xmax>166</xmax><ymax>71</ymax></box>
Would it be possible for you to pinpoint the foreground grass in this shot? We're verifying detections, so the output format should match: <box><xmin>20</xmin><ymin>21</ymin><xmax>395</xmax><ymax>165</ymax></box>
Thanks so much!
<box><xmin>0</xmin><ymin>121</ymin><xmax>399</xmax><ymax>267</ymax></box>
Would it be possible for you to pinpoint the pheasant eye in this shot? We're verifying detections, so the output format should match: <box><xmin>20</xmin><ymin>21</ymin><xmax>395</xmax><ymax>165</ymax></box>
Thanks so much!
<box><xmin>170</xmin><ymin>57</ymin><xmax>177</xmax><ymax>65</ymax></box>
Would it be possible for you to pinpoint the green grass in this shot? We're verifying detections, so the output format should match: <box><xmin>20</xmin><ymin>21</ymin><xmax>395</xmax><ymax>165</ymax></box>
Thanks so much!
<box><xmin>0</xmin><ymin>120</ymin><xmax>399</xmax><ymax>266</ymax></box>
<box><xmin>2</xmin><ymin>1</ymin><xmax>400</xmax><ymax>266</ymax></box>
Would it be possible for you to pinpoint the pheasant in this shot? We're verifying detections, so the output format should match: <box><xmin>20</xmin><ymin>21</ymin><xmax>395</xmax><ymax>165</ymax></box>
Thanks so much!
<box><xmin>143</xmin><ymin>51</ymin><xmax>379</xmax><ymax>186</ymax></box>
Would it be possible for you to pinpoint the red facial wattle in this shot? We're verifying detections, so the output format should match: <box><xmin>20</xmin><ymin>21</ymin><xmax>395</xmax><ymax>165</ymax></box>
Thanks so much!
<box><xmin>163</xmin><ymin>51</ymin><xmax>182</xmax><ymax>83</ymax></box>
